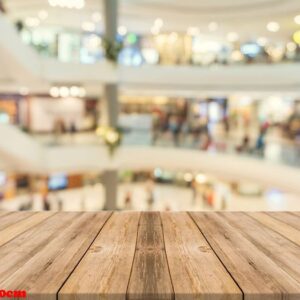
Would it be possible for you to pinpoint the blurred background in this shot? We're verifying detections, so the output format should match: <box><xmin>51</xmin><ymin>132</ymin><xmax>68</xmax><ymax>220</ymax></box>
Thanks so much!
<box><xmin>0</xmin><ymin>0</ymin><xmax>300</xmax><ymax>212</ymax></box>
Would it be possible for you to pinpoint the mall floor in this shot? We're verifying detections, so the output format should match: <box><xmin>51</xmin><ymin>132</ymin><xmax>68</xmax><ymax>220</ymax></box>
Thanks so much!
<box><xmin>1</xmin><ymin>183</ymin><xmax>300</xmax><ymax>212</ymax></box>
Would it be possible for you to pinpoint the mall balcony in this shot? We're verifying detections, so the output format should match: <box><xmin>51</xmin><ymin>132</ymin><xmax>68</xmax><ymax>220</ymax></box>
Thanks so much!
<box><xmin>0</xmin><ymin>0</ymin><xmax>300</xmax><ymax>213</ymax></box>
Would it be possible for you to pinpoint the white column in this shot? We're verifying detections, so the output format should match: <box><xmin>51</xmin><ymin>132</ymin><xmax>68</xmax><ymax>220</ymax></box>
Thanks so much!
<box><xmin>102</xmin><ymin>0</ymin><xmax>119</xmax><ymax>210</ymax></box>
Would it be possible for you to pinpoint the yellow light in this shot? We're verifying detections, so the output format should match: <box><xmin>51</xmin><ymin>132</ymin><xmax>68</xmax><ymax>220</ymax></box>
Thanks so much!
<box><xmin>106</xmin><ymin>131</ymin><xmax>119</xmax><ymax>144</ymax></box>
<box><xmin>96</xmin><ymin>127</ymin><xmax>106</xmax><ymax>137</ymax></box>
<box><xmin>196</xmin><ymin>174</ymin><xmax>207</xmax><ymax>184</ymax></box>
<box><xmin>293</xmin><ymin>30</ymin><xmax>300</xmax><ymax>45</ymax></box>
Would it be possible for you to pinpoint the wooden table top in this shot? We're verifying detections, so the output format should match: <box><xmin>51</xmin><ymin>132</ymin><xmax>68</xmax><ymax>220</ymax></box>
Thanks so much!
<box><xmin>0</xmin><ymin>211</ymin><xmax>299</xmax><ymax>300</ymax></box>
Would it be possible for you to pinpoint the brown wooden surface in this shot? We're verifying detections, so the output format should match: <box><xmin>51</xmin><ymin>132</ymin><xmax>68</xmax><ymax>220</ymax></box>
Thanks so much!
<box><xmin>0</xmin><ymin>211</ymin><xmax>299</xmax><ymax>300</ymax></box>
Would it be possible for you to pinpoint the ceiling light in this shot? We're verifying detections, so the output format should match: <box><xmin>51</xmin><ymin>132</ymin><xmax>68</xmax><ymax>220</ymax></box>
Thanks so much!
<box><xmin>154</xmin><ymin>18</ymin><xmax>164</xmax><ymax>28</ymax></box>
<box><xmin>70</xmin><ymin>86</ymin><xmax>80</xmax><ymax>97</ymax></box>
<box><xmin>187</xmin><ymin>27</ymin><xmax>199</xmax><ymax>36</ymax></box>
<box><xmin>25</xmin><ymin>17</ymin><xmax>40</xmax><ymax>27</ymax></box>
<box><xmin>118</xmin><ymin>26</ymin><xmax>127</xmax><ymax>36</ymax></box>
<box><xmin>92</xmin><ymin>12</ymin><xmax>102</xmax><ymax>22</ymax></box>
<box><xmin>78</xmin><ymin>87</ymin><xmax>86</xmax><ymax>98</ymax></box>
<box><xmin>208</xmin><ymin>22</ymin><xmax>218</xmax><ymax>32</ymax></box>
<box><xmin>184</xmin><ymin>173</ymin><xmax>193</xmax><ymax>182</ymax></box>
<box><xmin>267</xmin><ymin>21</ymin><xmax>280</xmax><ymax>32</ymax></box>
<box><xmin>82</xmin><ymin>21</ymin><xmax>96</xmax><ymax>32</ymax></box>
<box><xmin>38</xmin><ymin>10</ymin><xmax>48</xmax><ymax>20</ymax></box>
<box><xmin>227</xmin><ymin>32</ymin><xmax>239</xmax><ymax>42</ymax></box>
<box><xmin>50</xmin><ymin>87</ymin><xmax>60</xmax><ymax>98</ymax></box>
<box><xmin>19</xmin><ymin>87</ymin><xmax>29</xmax><ymax>96</ymax></box>
<box><xmin>59</xmin><ymin>86</ymin><xmax>69</xmax><ymax>98</ymax></box>
<box><xmin>151</xmin><ymin>26</ymin><xmax>160</xmax><ymax>35</ymax></box>
<box><xmin>48</xmin><ymin>0</ymin><xmax>85</xmax><ymax>9</ymax></box>
<box><xmin>196</xmin><ymin>174</ymin><xmax>207</xmax><ymax>184</ymax></box>
<box><xmin>257</xmin><ymin>37</ymin><xmax>268</xmax><ymax>47</ymax></box>
<box><xmin>294</xmin><ymin>15</ymin><xmax>300</xmax><ymax>25</ymax></box>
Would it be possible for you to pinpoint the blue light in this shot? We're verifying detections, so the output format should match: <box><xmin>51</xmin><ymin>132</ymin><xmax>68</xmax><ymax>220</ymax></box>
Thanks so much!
<box><xmin>241</xmin><ymin>43</ymin><xmax>260</xmax><ymax>58</ymax></box>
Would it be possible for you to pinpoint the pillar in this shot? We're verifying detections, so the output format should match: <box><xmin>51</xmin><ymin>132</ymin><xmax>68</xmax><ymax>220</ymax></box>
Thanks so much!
<box><xmin>102</xmin><ymin>0</ymin><xmax>119</xmax><ymax>210</ymax></box>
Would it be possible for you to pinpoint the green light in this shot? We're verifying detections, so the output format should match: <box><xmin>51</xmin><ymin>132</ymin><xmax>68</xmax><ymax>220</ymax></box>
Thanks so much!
<box><xmin>126</xmin><ymin>33</ymin><xmax>137</xmax><ymax>44</ymax></box>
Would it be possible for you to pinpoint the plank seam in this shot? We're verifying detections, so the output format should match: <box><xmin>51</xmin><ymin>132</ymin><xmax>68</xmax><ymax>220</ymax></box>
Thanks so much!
<box><xmin>265</xmin><ymin>212</ymin><xmax>300</xmax><ymax>231</ymax></box>
<box><xmin>246</xmin><ymin>212</ymin><xmax>300</xmax><ymax>248</ymax></box>
<box><xmin>159</xmin><ymin>212</ymin><xmax>175</xmax><ymax>300</ymax></box>
<box><xmin>187</xmin><ymin>212</ymin><xmax>245</xmax><ymax>300</ymax></box>
<box><xmin>125</xmin><ymin>212</ymin><xmax>142</xmax><ymax>300</ymax></box>
<box><xmin>0</xmin><ymin>212</ymin><xmax>57</xmax><ymax>249</ymax></box>
<box><xmin>55</xmin><ymin>211</ymin><xmax>114</xmax><ymax>300</ymax></box>
<box><xmin>0</xmin><ymin>212</ymin><xmax>41</xmax><ymax>232</ymax></box>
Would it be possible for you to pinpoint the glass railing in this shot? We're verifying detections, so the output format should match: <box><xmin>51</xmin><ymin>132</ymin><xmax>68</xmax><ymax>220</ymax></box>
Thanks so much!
<box><xmin>31</xmin><ymin>129</ymin><xmax>300</xmax><ymax>168</ymax></box>
<box><xmin>18</xmin><ymin>25</ymin><xmax>300</xmax><ymax>67</ymax></box>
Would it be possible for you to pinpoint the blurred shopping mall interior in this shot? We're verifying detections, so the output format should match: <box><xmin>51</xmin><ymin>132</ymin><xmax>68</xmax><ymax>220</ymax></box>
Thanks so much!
<box><xmin>0</xmin><ymin>0</ymin><xmax>300</xmax><ymax>212</ymax></box>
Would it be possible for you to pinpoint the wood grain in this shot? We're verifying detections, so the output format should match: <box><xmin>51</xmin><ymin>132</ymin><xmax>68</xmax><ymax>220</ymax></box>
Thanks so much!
<box><xmin>0</xmin><ymin>212</ymin><xmax>111</xmax><ymax>300</ymax></box>
<box><xmin>59</xmin><ymin>212</ymin><xmax>140</xmax><ymax>300</ymax></box>
<box><xmin>127</xmin><ymin>212</ymin><xmax>173</xmax><ymax>300</ymax></box>
<box><xmin>0</xmin><ymin>211</ymin><xmax>35</xmax><ymax>231</ymax></box>
<box><xmin>248</xmin><ymin>212</ymin><xmax>300</xmax><ymax>246</ymax></box>
<box><xmin>162</xmin><ymin>212</ymin><xmax>242</xmax><ymax>300</ymax></box>
<box><xmin>0</xmin><ymin>211</ymin><xmax>12</xmax><ymax>218</ymax></box>
<box><xmin>0</xmin><ymin>211</ymin><xmax>54</xmax><ymax>247</ymax></box>
<box><xmin>0</xmin><ymin>212</ymin><xmax>299</xmax><ymax>300</ymax></box>
<box><xmin>266</xmin><ymin>212</ymin><xmax>300</xmax><ymax>231</ymax></box>
<box><xmin>219</xmin><ymin>212</ymin><xmax>300</xmax><ymax>283</ymax></box>
<box><xmin>190</xmin><ymin>212</ymin><xmax>300</xmax><ymax>300</ymax></box>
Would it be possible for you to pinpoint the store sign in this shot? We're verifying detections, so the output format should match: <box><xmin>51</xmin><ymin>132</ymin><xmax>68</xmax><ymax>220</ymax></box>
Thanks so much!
<box><xmin>0</xmin><ymin>290</ymin><xmax>27</xmax><ymax>298</ymax></box>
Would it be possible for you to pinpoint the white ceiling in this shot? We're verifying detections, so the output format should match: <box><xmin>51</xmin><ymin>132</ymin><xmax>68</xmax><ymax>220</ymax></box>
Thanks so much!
<box><xmin>3</xmin><ymin>0</ymin><xmax>300</xmax><ymax>39</ymax></box>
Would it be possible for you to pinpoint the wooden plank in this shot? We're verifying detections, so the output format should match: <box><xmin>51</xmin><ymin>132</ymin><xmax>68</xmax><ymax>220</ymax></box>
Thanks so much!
<box><xmin>0</xmin><ymin>211</ymin><xmax>11</xmax><ymax>218</ymax></box>
<box><xmin>0</xmin><ymin>212</ymin><xmax>54</xmax><ymax>247</ymax></box>
<box><xmin>190</xmin><ymin>212</ymin><xmax>300</xmax><ymax>300</ymax></box>
<box><xmin>136</xmin><ymin>212</ymin><xmax>164</xmax><ymax>250</ymax></box>
<box><xmin>266</xmin><ymin>212</ymin><xmax>300</xmax><ymax>231</ymax></box>
<box><xmin>59</xmin><ymin>212</ymin><xmax>140</xmax><ymax>300</ymax></box>
<box><xmin>0</xmin><ymin>212</ymin><xmax>111</xmax><ymax>300</ymax></box>
<box><xmin>248</xmin><ymin>212</ymin><xmax>300</xmax><ymax>246</ymax></box>
<box><xmin>162</xmin><ymin>212</ymin><xmax>242</xmax><ymax>300</ymax></box>
<box><xmin>127</xmin><ymin>212</ymin><xmax>173</xmax><ymax>300</ymax></box>
<box><xmin>219</xmin><ymin>212</ymin><xmax>300</xmax><ymax>283</ymax></box>
<box><xmin>0</xmin><ymin>211</ymin><xmax>34</xmax><ymax>231</ymax></box>
<box><xmin>139</xmin><ymin>211</ymin><xmax>162</xmax><ymax>226</ymax></box>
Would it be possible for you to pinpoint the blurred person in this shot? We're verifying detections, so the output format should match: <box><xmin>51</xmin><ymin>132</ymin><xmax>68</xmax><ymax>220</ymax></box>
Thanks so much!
<box><xmin>70</xmin><ymin>121</ymin><xmax>77</xmax><ymax>134</ymax></box>
<box><xmin>168</xmin><ymin>115</ymin><xmax>181</xmax><ymax>146</ymax></box>
<box><xmin>254</xmin><ymin>127</ymin><xmax>267</xmax><ymax>155</ymax></box>
<box><xmin>124</xmin><ymin>190</ymin><xmax>132</xmax><ymax>210</ymax></box>
<box><xmin>236</xmin><ymin>133</ymin><xmax>250</xmax><ymax>153</ymax></box>
<box><xmin>0</xmin><ymin>0</ymin><xmax>5</xmax><ymax>13</ymax></box>
<box><xmin>145</xmin><ymin>178</ymin><xmax>154</xmax><ymax>210</ymax></box>
<box><xmin>287</xmin><ymin>105</ymin><xmax>300</xmax><ymax>140</ymax></box>
<box><xmin>54</xmin><ymin>119</ymin><xmax>66</xmax><ymax>144</ymax></box>
<box><xmin>191</xmin><ymin>179</ymin><xmax>198</xmax><ymax>205</ymax></box>
<box><xmin>152</xmin><ymin>113</ymin><xmax>161</xmax><ymax>145</ymax></box>
<box><xmin>43</xmin><ymin>194</ymin><xmax>51</xmax><ymax>211</ymax></box>
<box><xmin>200</xmin><ymin>131</ymin><xmax>212</xmax><ymax>151</ymax></box>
